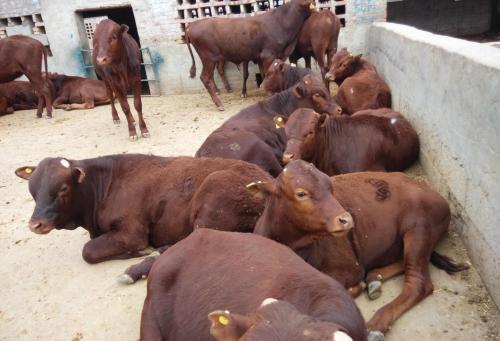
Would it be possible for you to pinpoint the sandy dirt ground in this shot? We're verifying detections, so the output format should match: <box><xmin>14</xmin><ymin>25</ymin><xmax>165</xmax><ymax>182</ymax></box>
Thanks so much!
<box><xmin>0</xmin><ymin>89</ymin><xmax>498</xmax><ymax>341</ymax></box>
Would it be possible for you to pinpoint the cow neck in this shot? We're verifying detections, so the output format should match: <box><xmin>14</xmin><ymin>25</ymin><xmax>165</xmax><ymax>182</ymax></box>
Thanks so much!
<box><xmin>262</xmin><ymin>89</ymin><xmax>298</xmax><ymax>118</ymax></box>
<box><xmin>272</xmin><ymin>3</ymin><xmax>309</xmax><ymax>39</ymax></box>
<box><xmin>283</xmin><ymin>67</ymin><xmax>308</xmax><ymax>91</ymax></box>
<box><xmin>73</xmin><ymin>157</ymin><xmax>115</xmax><ymax>237</ymax></box>
<box><xmin>311</xmin><ymin>116</ymin><xmax>344</xmax><ymax>175</ymax></box>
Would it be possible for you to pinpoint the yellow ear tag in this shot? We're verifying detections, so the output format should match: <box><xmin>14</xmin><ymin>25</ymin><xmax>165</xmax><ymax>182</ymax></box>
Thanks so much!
<box><xmin>218</xmin><ymin>315</ymin><xmax>230</xmax><ymax>326</ymax></box>
<box><xmin>275</xmin><ymin>117</ymin><xmax>285</xmax><ymax>129</ymax></box>
<box><xmin>25</xmin><ymin>168</ymin><xmax>33</xmax><ymax>174</ymax></box>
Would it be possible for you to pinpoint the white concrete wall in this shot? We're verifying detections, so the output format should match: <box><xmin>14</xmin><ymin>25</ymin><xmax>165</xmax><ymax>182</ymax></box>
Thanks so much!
<box><xmin>367</xmin><ymin>22</ymin><xmax>500</xmax><ymax>307</ymax></box>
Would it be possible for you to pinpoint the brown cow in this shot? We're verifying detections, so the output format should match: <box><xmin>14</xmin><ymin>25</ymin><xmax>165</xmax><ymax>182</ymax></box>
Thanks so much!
<box><xmin>325</xmin><ymin>48</ymin><xmax>391</xmax><ymax>115</ymax></box>
<box><xmin>277</xmin><ymin>108</ymin><xmax>419</xmax><ymax>175</ymax></box>
<box><xmin>261</xmin><ymin>59</ymin><xmax>314</xmax><ymax>95</ymax></box>
<box><xmin>47</xmin><ymin>73</ymin><xmax>111</xmax><ymax>110</ymax></box>
<box><xmin>15</xmin><ymin>155</ymin><xmax>271</xmax><ymax>264</ymax></box>
<box><xmin>0</xmin><ymin>95</ymin><xmax>13</xmax><ymax>116</ymax></box>
<box><xmin>186</xmin><ymin>0</ymin><xmax>316</xmax><ymax>110</ymax></box>
<box><xmin>92</xmin><ymin>19</ymin><xmax>149</xmax><ymax>140</ymax></box>
<box><xmin>249</xmin><ymin>160</ymin><xmax>468</xmax><ymax>339</ymax></box>
<box><xmin>0</xmin><ymin>35</ymin><xmax>53</xmax><ymax>117</ymax></box>
<box><xmin>0</xmin><ymin>81</ymin><xmax>39</xmax><ymax>112</ymax></box>
<box><xmin>140</xmin><ymin>229</ymin><xmax>367</xmax><ymax>341</ymax></box>
<box><xmin>289</xmin><ymin>10</ymin><xmax>341</xmax><ymax>80</ymax></box>
<box><xmin>196</xmin><ymin>75</ymin><xmax>342</xmax><ymax>177</ymax></box>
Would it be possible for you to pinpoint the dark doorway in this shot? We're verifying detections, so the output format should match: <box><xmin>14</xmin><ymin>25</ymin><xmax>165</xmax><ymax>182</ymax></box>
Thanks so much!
<box><xmin>80</xmin><ymin>6</ymin><xmax>150</xmax><ymax>95</ymax></box>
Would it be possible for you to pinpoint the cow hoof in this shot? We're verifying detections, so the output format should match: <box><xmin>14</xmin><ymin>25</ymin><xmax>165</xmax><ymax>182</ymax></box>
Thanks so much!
<box><xmin>217</xmin><ymin>106</ymin><xmax>225</xmax><ymax>111</ymax></box>
<box><xmin>368</xmin><ymin>280</ymin><xmax>382</xmax><ymax>300</ymax></box>
<box><xmin>241</xmin><ymin>93</ymin><xmax>248</xmax><ymax>98</ymax></box>
<box><xmin>113</xmin><ymin>119</ymin><xmax>120</xmax><ymax>124</ymax></box>
<box><xmin>141</xmin><ymin>132</ymin><xmax>151</xmax><ymax>138</ymax></box>
<box><xmin>227</xmin><ymin>89</ymin><xmax>233</xmax><ymax>93</ymax></box>
<box><xmin>45</xmin><ymin>115</ymin><xmax>52</xmax><ymax>119</ymax></box>
<box><xmin>116</xmin><ymin>274</ymin><xmax>135</xmax><ymax>285</ymax></box>
<box><xmin>129</xmin><ymin>135</ymin><xmax>139</xmax><ymax>142</ymax></box>
<box><xmin>367</xmin><ymin>331</ymin><xmax>385</xmax><ymax>341</ymax></box>
<box><xmin>36</xmin><ymin>115</ymin><xmax>42</xmax><ymax>118</ymax></box>
<box><xmin>149</xmin><ymin>251</ymin><xmax>161</xmax><ymax>257</ymax></box>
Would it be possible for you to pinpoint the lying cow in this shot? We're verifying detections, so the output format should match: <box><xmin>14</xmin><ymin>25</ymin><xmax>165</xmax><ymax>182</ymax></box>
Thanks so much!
<box><xmin>260</xmin><ymin>59</ymin><xmax>314</xmax><ymax>95</ymax></box>
<box><xmin>196</xmin><ymin>74</ymin><xmax>342</xmax><ymax>177</ymax></box>
<box><xmin>248</xmin><ymin>160</ymin><xmax>467</xmax><ymax>338</ymax></box>
<box><xmin>186</xmin><ymin>0</ymin><xmax>316</xmax><ymax>109</ymax></box>
<box><xmin>0</xmin><ymin>81</ymin><xmax>39</xmax><ymax>113</ymax></box>
<box><xmin>276</xmin><ymin>108</ymin><xmax>419</xmax><ymax>174</ymax></box>
<box><xmin>0</xmin><ymin>95</ymin><xmax>13</xmax><ymax>115</ymax></box>
<box><xmin>289</xmin><ymin>10</ymin><xmax>341</xmax><ymax>80</ymax></box>
<box><xmin>93</xmin><ymin>19</ymin><xmax>149</xmax><ymax>140</ymax></box>
<box><xmin>47</xmin><ymin>73</ymin><xmax>111</xmax><ymax>110</ymax></box>
<box><xmin>0</xmin><ymin>35</ymin><xmax>53</xmax><ymax>117</ymax></box>
<box><xmin>141</xmin><ymin>229</ymin><xmax>367</xmax><ymax>341</ymax></box>
<box><xmin>15</xmin><ymin>155</ymin><xmax>271</xmax><ymax>264</ymax></box>
<box><xmin>325</xmin><ymin>48</ymin><xmax>391</xmax><ymax>115</ymax></box>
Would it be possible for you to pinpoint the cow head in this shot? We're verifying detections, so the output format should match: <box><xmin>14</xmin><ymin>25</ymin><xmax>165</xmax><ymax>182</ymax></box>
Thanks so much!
<box><xmin>93</xmin><ymin>19</ymin><xmax>129</xmax><ymax>66</ymax></box>
<box><xmin>209</xmin><ymin>298</ymin><xmax>352</xmax><ymax>341</ymax></box>
<box><xmin>292</xmin><ymin>74</ymin><xmax>342</xmax><ymax>115</ymax></box>
<box><xmin>15</xmin><ymin>158</ymin><xmax>85</xmax><ymax>234</ymax></box>
<box><xmin>261</xmin><ymin>59</ymin><xmax>287</xmax><ymax>95</ymax></box>
<box><xmin>276</xmin><ymin>109</ymin><xmax>328</xmax><ymax>164</ymax></box>
<box><xmin>325</xmin><ymin>48</ymin><xmax>362</xmax><ymax>83</ymax></box>
<box><xmin>247</xmin><ymin>160</ymin><xmax>353</xmax><ymax>236</ymax></box>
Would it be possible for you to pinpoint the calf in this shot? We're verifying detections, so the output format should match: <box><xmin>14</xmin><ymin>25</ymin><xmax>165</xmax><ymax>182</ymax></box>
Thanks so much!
<box><xmin>196</xmin><ymin>75</ymin><xmax>342</xmax><ymax>176</ymax></box>
<box><xmin>260</xmin><ymin>59</ymin><xmax>314</xmax><ymax>95</ymax></box>
<box><xmin>186</xmin><ymin>0</ymin><xmax>316</xmax><ymax>109</ymax></box>
<box><xmin>141</xmin><ymin>229</ymin><xmax>367</xmax><ymax>341</ymax></box>
<box><xmin>15</xmin><ymin>155</ymin><xmax>271</xmax><ymax>264</ymax></box>
<box><xmin>277</xmin><ymin>108</ymin><xmax>419</xmax><ymax>175</ymax></box>
<box><xmin>325</xmin><ymin>48</ymin><xmax>391</xmax><ymax>115</ymax></box>
<box><xmin>92</xmin><ymin>19</ymin><xmax>149</xmax><ymax>140</ymax></box>
<box><xmin>250</xmin><ymin>160</ymin><xmax>468</xmax><ymax>338</ymax></box>
<box><xmin>290</xmin><ymin>10</ymin><xmax>341</xmax><ymax>80</ymax></box>
<box><xmin>48</xmin><ymin>73</ymin><xmax>111</xmax><ymax>110</ymax></box>
<box><xmin>0</xmin><ymin>81</ymin><xmax>39</xmax><ymax>112</ymax></box>
<box><xmin>0</xmin><ymin>35</ymin><xmax>53</xmax><ymax>117</ymax></box>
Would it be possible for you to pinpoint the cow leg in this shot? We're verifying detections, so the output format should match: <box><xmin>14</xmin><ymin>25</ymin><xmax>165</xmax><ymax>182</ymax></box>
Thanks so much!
<box><xmin>305</xmin><ymin>56</ymin><xmax>312</xmax><ymax>70</ymax></box>
<box><xmin>216</xmin><ymin>61</ymin><xmax>232</xmax><ymax>93</ymax></box>
<box><xmin>27</xmin><ymin>73</ymin><xmax>53</xmax><ymax>118</ymax></box>
<box><xmin>200</xmin><ymin>60</ymin><xmax>224</xmax><ymax>110</ymax></box>
<box><xmin>313</xmin><ymin>46</ymin><xmax>327</xmax><ymax>79</ymax></box>
<box><xmin>348</xmin><ymin>282</ymin><xmax>367</xmax><ymax>298</ymax></box>
<box><xmin>131</xmin><ymin>77</ymin><xmax>150</xmax><ymax>138</ymax></box>
<box><xmin>36</xmin><ymin>94</ymin><xmax>44</xmax><ymax>118</ymax></box>
<box><xmin>241</xmin><ymin>61</ymin><xmax>249</xmax><ymax>98</ymax></box>
<box><xmin>365</xmin><ymin>261</ymin><xmax>405</xmax><ymax>300</ymax></box>
<box><xmin>81</xmin><ymin>230</ymin><xmax>149</xmax><ymax>264</ymax></box>
<box><xmin>114</xmin><ymin>87</ymin><xmax>139</xmax><ymax>141</ymax></box>
<box><xmin>117</xmin><ymin>245</ymin><xmax>171</xmax><ymax>284</ymax></box>
<box><xmin>104</xmin><ymin>81</ymin><xmax>120</xmax><ymax>124</ymax></box>
<box><xmin>367</xmin><ymin>227</ymin><xmax>434</xmax><ymax>334</ymax></box>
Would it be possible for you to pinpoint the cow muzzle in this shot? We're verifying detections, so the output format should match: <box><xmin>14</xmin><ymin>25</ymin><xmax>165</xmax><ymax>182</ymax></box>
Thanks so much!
<box><xmin>29</xmin><ymin>219</ymin><xmax>54</xmax><ymax>234</ymax></box>
<box><xmin>328</xmin><ymin>212</ymin><xmax>354</xmax><ymax>236</ymax></box>
<box><xmin>282</xmin><ymin>152</ymin><xmax>295</xmax><ymax>164</ymax></box>
<box><xmin>96</xmin><ymin>56</ymin><xmax>110</xmax><ymax>66</ymax></box>
<box><xmin>325</xmin><ymin>72</ymin><xmax>335</xmax><ymax>81</ymax></box>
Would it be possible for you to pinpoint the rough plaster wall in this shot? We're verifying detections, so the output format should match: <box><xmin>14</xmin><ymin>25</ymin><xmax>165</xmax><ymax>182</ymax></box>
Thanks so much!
<box><xmin>367</xmin><ymin>22</ymin><xmax>500</xmax><ymax>307</ymax></box>
<box><xmin>0</xmin><ymin>0</ymin><xmax>40</xmax><ymax>18</ymax></box>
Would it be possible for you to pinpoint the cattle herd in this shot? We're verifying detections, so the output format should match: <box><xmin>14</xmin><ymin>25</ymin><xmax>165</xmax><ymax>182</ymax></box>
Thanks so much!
<box><xmin>3</xmin><ymin>1</ymin><xmax>471</xmax><ymax>340</ymax></box>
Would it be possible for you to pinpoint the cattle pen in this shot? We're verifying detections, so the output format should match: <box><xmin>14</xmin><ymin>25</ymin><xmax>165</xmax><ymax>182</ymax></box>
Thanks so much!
<box><xmin>1</xmin><ymin>1</ymin><xmax>500</xmax><ymax>341</ymax></box>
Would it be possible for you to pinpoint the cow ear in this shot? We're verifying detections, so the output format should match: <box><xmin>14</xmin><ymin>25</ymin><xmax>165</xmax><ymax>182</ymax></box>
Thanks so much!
<box><xmin>354</xmin><ymin>54</ymin><xmax>362</xmax><ymax>63</ymax></box>
<box><xmin>119</xmin><ymin>24</ymin><xmax>129</xmax><ymax>34</ymax></box>
<box><xmin>246</xmin><ymin>181</ymin><xmax>276</xmax><ymax>199</ymax></box>
<box><xmin>292</xmin><ymin>83</ymin><xmax>305</xmax><ymax>99</ymax></box>
<box><xmin>15</xmin><ymin>166</ymin><xmax>36</xmax><ymax>180</ymax></box>
<box><xmin>208</xmin><ymin>310</ymin><xmax>253</xmax><ymax>341</ymax></box>
<box><xmin>317</xmin><ymin>113</ymin><xmax>328</xmax><ymax>128</ymax></box>
<box><xmin>72</xmin><ymin>167</ymin><xmax>86</xmax><ymax>184</ymax></box>
<box><xmin>278</xmin><ymin>62</ymin><xmax>286</xmax><ymax>73</ymax></box>
<box><xmin>273</xmin><ymin>115</ymin><xmax>287</xmax><ymax>129</ymax></box>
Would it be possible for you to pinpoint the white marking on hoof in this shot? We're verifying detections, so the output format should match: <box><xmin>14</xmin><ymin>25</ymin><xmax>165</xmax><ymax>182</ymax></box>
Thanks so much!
<box><xmin>116</xmin><ymin>274</ymin><xmax>135</xmax><ymax>285</ymax></box>
<box><xmin>241</xmin><ymin>93</ymin><xmax>248</xmax><ymax>98</ymax></box>
<box><xmin>368</xmin><ymin>280</ymin><xmax>382</xmax><ymax>300</ymax></box>
<box><xmin>260</xmin><ymin>298</ymin><xmax>278</xmax><ymax>307</ymax></box>
<box><xmin>113</xmin><ymin>119</ymin><xmax>120</xmax><ymax>125</ymax></box>
<box><xmin>390</xmin><ymin>118</ymin><xmax>397</xmax><ymax>124</ymax></box>
<box><xmin>45</xmin><ymin>115</ymin><xmax>53</xmax><ymax>119</ymax></box>
<box><xmin>60</xmin><ymin>159</ymin><xmax>70</xmax><ymax>168</ymax></box>
<box><xmin>141</xmin><ymin>132</ymin><xmax>151</xmax><ymax>138</ymax></box>
<box><xmin>129</xmin><ymin>135</ymin><xmax>139</xmax><ymax>142</ymax></box>
<box><xmin>217</xmin><ymin>106</ymin><xmax>225</xmax><ymax>111</ymax></box>
<box><xmin>367</xmin><ymin>331</ymin><xmax>385</xmax><ymax>341</ymax></box>
<box><xmin>333</xmin><ymin>331</ymin><xmax>353</xmax><ymax>341</ymax></box>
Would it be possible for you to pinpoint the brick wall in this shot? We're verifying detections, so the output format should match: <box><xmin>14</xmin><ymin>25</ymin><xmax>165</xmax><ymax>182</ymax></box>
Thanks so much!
<box><xmin>387</xmin><ymin>0</ymin><xmax>493</xmax><ymax>36</ymax></box>
<box><xmin>0</xmin><ymin>0</ymin><xmax>41</xmax><ymax>18</ymax></box>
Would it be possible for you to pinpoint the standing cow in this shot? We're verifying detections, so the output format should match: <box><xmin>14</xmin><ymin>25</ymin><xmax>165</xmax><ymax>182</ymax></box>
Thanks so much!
<box><xmin>0</xmin><ymin>35</ymin><xmax>53</xmax><ymax>118</ymax></box>
<box><xmin>186</xmin><ymin>0</ymin><xmax>316</xmax><ymax>110</ymax></box>
<box><xmin>92</xmin><ymin>19</ymin><xmax>149</xmax><ymax>141</ymax></box>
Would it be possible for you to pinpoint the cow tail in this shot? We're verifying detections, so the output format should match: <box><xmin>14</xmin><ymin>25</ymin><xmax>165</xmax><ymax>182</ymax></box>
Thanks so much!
<box><xmin>186</xmin><ymin>35</ymin><xmax>196</xmax><ymax>78</ymax></box>
<box><xmin>42</xmin><ymin>45</ymin><xmax>48</xmax><ymax>76</ymax></box>
<box><xmin>430</xmin><ymin>251</ymin><xmax>469</xmax><ymax>274</ymax></box>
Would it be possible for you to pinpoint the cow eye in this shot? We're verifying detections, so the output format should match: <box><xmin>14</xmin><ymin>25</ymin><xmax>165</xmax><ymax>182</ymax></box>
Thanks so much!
<box><xmin>59</xmin><ymin>185</ymin><xmax>69</xmax><ymax>194</ymax></box>
<box><xmin>295</xmin><ymin>190</ymin><xmax>308</xmax><ymax>198</ymax></box>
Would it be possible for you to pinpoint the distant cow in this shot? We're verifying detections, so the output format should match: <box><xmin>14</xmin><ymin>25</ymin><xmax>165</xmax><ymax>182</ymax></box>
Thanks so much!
<box><xmin>141</xmin><ymin>229</ymin><xmax>367</xmax><ymax>341</ymax></box>
<box><xmin>0</xmin><ymin>35</ymin><xmax>53</xmax><ymax>118</ymax></box>
<box><xmin>277</xmin><ymin>108</ymin><xmax>419</xmax><ymax>174</ymax></box>
<box><xmin>250</xmin><ymin>160</ymin><xmax>468</xmax><ymax>338</ymax></box>
<box><xmin>0</xmin><ymin>81</ymin><xmax>39</xmax><ymax>112</ymax></box>
<box><xmin>15</xmin><ymin>155</ymin><xmax>271</xmax><ymax>264</ymax></box>
<box><xmin>261</xmin><ymin>59</ymin><xmax>314</xmax><ymax>95</ymax></box>
<box><xmin>196</xmin><ymin>75</ymin><xmax>342</xmax><ymax>176</ymax></box>
<box><xmin>186</xmin><ymin>0</ymin><xmax>316</xmax><ymax>110</ymax></box>
<box><xmin>290</xmin><ymin>10</ymin><xmax>341</xmax><ymax>80</ymax></box>
<box><xmin>325</xmin><ymin>48</ymin><xmax>391</xmax><ymax>115</ymax></box>
<box><xmin>92</xmin><ymin>19</ymin><xmax>149</xmax><ymax>140</ymax></box>
<box><xmin>47</xmin><ymin>73</ymin><xmax>111</xmax><ymax>110</ymax></box>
